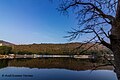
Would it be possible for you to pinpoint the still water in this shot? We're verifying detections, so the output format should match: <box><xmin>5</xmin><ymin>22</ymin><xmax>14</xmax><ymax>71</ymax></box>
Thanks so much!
<box><xmin>0</xmin><ymin>58</ymin><xmax>118</xmax><ymax>80</ymax></box>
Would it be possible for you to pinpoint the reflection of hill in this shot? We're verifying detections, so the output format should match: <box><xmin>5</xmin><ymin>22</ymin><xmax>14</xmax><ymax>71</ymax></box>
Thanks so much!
<box><xmin>8</xmin><ymin>58</ymin><xmax>95</xmax><ymax>70</ymax></box>
<box><xmin>0</xmin><ymin>60</ymin><xmax>8</xmax><ymax>69</ymax></box>
<box><xmin>0</xmin><ymin>58</ymin><xmax>113</xmax><ymax>70</ymax></box>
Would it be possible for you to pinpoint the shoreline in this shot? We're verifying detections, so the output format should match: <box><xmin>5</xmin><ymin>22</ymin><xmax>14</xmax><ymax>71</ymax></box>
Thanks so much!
<box><xmin>0</xmin><ymin>54</ymin><xmax>95</xmax><ymax>59</ymax></box>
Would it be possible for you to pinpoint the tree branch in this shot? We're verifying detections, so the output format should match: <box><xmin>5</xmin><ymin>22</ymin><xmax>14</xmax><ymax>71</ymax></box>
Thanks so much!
<box><xmin>93</xmin><ymin>29</ymin><xmax>112</xmax><ymax>50</ymax></box>
<box><xmin>62</xmin><ymin>1</ymin><xmax>115</xmax><ymax>21</ymax></box>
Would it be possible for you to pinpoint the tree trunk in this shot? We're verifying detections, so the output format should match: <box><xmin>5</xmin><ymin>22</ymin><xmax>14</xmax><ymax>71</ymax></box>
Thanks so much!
<box><xmin>111</xmin><ymin>37</ymin><xmax>120</xmax><ymax>80</ymax></box>
<box><xmin>111</xmin><ymin>21</ymin><xmax>120</xmax><ymax>80</ymax></box>
<box><xmin>111</xmin><ymin>0</ymin><xmax>120</xmax><ymax>80</ymax></box>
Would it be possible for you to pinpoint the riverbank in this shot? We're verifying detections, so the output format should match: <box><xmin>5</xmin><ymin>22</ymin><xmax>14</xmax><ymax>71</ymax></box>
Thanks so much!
<box><xmin>0</xmin><ymin>54</ymin><xmax>95</xmax><ymax>59</ymax></box>
<box><xmin>0</xmin><ymin>54</ymin><xmax>114</xmax><ymax>61</ymax></box>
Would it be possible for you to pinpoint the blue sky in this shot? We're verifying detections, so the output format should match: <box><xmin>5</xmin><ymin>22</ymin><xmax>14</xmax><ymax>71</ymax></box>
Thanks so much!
<box><xmin>0</xmin><ymin>0</ymin><xmax>89</xmax><ymax>44</ymax></box>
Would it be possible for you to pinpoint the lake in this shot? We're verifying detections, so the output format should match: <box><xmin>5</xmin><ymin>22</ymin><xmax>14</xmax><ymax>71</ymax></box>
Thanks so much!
<box><xmin>0</xmin><ymin>58</ymin><xmax>118</xmax><ymax>80</ymax></box>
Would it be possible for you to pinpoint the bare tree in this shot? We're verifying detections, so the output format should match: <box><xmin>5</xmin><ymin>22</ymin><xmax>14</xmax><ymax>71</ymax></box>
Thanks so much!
<box><xmin>57</xmin><ymin>0</ymin><xmax>120</xmax><ymax>80</ymax></box>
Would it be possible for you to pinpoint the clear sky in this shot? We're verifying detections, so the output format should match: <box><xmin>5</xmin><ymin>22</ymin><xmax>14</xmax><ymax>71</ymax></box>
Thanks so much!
<box><xmin>0</xmin><ymin>0</ymin><xmax>88</xmax><ymax>44</ymax></box>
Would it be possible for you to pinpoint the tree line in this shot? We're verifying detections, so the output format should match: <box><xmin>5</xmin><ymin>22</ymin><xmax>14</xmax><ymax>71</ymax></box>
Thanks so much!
<box><xmin>0</xmin><ymin>43</ymin><xmax>110</xmax><ymax>55</ymax></box>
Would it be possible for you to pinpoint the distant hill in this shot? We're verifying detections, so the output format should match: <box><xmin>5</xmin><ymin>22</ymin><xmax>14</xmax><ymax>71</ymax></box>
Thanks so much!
<box><xmin>12</xmin><ymin>42</ymin><xmax>110</xmax><ymax>55</ymax></box>
<box><xmin>0</xmin><ymin>40</ymin><xmax>15</xmax><ymax>46</ymax></box>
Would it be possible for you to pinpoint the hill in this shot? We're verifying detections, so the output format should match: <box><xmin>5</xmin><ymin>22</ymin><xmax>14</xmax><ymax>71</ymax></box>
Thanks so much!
<box><xmin>0</xmin><ymin>40</ymin><xmax>15</xmax><ymax>46</ymax></box>
<box><xmin>12</xmin><ymin>42</ymin><xmax>110</xmax><ymax>55</ymax></box>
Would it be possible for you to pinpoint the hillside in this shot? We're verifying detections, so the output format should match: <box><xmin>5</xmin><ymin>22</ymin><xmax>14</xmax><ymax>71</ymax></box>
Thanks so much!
<box><xmin>12</xmin><ymin>42</ymin><xmax>109</xmax><ymax>55</ymax></box>
<box><xmin>0</xmin><ymin>40</ymin><xmax>15</xmax><ymax>46</ymax></box>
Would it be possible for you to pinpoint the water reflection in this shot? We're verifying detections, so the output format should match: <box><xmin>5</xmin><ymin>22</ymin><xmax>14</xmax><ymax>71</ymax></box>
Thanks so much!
<box><xmin>9</xmin><ymin>58</ymin><xmax>95</xmax><ymax>70</ymax></box>
<box><xmin>0</xmin><ymin>60</ymin><xmax>8</xmax><ymax>69</ymax></box>
<box><xmin>0</xmin><ymin>58</ymin><xmax>117</xmax><ymax>80</ymax></box>
<box><xmin>0</xmin><ymin>67</ymin><xmax>117</xmax><ymax>80</ymax></box>
<box><xmin>0</xmin><ymin>58</ymin><xmax>112</xmax><ymax>70</ymax></box>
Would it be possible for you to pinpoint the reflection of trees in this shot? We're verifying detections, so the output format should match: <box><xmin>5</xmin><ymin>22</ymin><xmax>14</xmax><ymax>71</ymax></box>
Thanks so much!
<box><xmin>8</xmin><ymin>58</ymin><xmax>111</xmax><ymax>71</ymax></box>
<box><xmin>0</xmin><ymin>60</ymin><xmax>8</xmax><ymax>69</ymax></box>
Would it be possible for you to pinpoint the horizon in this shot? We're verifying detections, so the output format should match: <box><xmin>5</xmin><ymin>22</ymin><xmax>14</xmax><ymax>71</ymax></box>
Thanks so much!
<box><xmin>0</xmin><ymin>39</ymin><xmax>83</xmax><ymax>45</ymax></box>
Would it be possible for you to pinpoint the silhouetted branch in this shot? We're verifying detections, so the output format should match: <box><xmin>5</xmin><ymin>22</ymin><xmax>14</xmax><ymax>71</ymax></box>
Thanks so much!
<box><xmin>92</xmin><ymin>64</ymin><xmax>112</xmax><ymax>70</ymax></box>
<box><xmin>59</xmin><ymin>1</ymin><xmax>115</xmax><ymax>21</ymax></box>
<box><xmin>103</xmin><ymin>54</ymin><xmax>116</xmax><ymax>68</ymax></box>
<box><xmin>59</xmin><ymin>0</ymin><xmax>115</xmax><ymax>54</ymax></box>
<box><xmin>72</xmin><ymin>36</ymin><xmax>97</xmax><ymax>51</ymax></box>
<box><xmin>93</xmin><ymin>28</ymin><xmax>112</xmax><ymax>50</ymax></box>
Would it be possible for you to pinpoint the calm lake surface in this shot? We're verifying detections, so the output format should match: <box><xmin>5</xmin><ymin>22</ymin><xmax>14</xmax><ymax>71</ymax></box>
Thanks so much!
<box><xmin>0</xmin><ymin>58</ymin><xmax>118</xmax><ymax>80</ymax></box>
